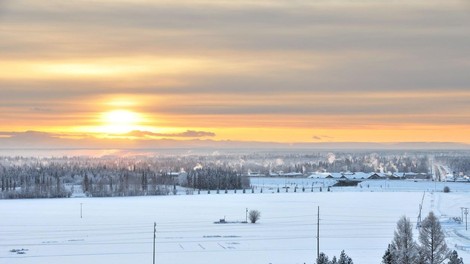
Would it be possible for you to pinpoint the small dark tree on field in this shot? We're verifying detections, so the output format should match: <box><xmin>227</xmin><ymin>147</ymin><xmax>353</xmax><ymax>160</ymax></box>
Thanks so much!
<box><xmin>447</xmin><ymin>250</ymin><xmax>464</xmax><ymax>264</ymax></box>
<box><xmin>443</xmin><ymin>186</ymin><xmax>450</xmax><ymax>193</ymax></box>
<box><xmin>248</xmin><ymin>209</ymin><xmax>261</xmax><ymax>223</ymax></box>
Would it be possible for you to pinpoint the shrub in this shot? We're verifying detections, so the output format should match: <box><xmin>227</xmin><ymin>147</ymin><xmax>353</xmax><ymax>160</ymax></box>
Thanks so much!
<box><xmin>248</xmin><ymin>209</ymin><xmax>261</xmax><ymax>223</ymax></box>
<box><xmin>443</xmin><ymin>186</ymin><xmax>450</xmax><ymax>193</ymax></box>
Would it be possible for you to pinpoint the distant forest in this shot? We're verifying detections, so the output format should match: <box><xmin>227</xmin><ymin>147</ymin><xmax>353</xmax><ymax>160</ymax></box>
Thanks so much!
<box><xmin>0</xmin><ymin>158</ymin><xmax>249</xmax><ymax>199</ymax></box>
<box><xmin>0</xmin><ymin>151</ymin><xmax>467</xmax><ymax>199</ymax></box>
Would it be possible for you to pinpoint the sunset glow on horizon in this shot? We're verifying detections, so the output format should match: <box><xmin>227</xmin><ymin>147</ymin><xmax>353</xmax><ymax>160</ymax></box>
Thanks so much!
<box><xmin>1</xmin><ymin>0</ymin><xmax>470</xmax><ymax>147</ymax></box>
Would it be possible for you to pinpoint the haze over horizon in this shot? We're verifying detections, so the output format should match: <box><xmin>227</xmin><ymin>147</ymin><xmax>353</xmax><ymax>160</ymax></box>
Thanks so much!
<box><xmin>1</xmin><ymin>0</ymin><xmax>470</xmax><ymax>147</ymax></box>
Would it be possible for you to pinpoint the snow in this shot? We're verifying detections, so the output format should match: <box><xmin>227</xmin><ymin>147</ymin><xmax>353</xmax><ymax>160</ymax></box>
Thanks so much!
<box><xmin>1</xmin><ymin>181</ymin><xmax>470</xmax><ymax>264</ymax></box>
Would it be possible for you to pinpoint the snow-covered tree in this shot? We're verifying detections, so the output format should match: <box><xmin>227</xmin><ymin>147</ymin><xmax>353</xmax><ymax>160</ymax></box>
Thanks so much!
<box><xmin>419</xmin><ymin>212</ymin><xmax>449</xmax><ymax>264</ymax></box>
<box><xmin>316</xmin><ymin>252</ymin><xmax>329</xmax><ymax>264</ymax></box>
<box><xmin>391</xmin><ymin>216</ymin><xmax>418</xmax><ymax>263</ymax></box>
<box><xmin>331</xmin><ymin>256</ymin><xmax>337</xmax><ymax>264</ymax></box>
<box><xmin>447</xmin><ymin>250</ymin><xmax>464</xmax><ymax>264</ymax></box>
<box><xmin>338</xmin><ymin>250</ymin><xmax>353</xmax><ymax>264</ymax></box>
<box><xmin>382</xmin><ymin>244</ymin><xmax>393</xmax><ymax>264</ymax></box>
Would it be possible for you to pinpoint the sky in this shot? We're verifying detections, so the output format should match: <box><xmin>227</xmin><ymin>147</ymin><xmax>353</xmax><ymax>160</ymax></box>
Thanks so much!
<box><xmin>1</xmin><ymin>0</ymin><xmax>470</xmax><ymax>147</ymax></box>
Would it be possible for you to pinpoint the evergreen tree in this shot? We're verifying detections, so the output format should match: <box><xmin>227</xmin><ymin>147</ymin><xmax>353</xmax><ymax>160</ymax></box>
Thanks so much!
<box><xmin>447</xmin><ymin>250</ymin><xmax>464</xmax><ymax>264</ymax></box>
<box><xmin>316</xmin><ymin>252</ymin><xmax>329</xmax><ymax>264</ymax></box>
<box><xmin>419</xmin><ymin>212</ymin><xmax>449</xmax><ymax>264</ymax></box>
<box><xmin>83</xmin><ymin>174</ymin><xmax>89</xmax><ymax>193</ymax></box>
<box><xmin>382</xmin><ymin>244</ymin><xmax>393</xmax><ymax>264</ymax></box>
<box><xmin>417</xmin><ymin>250</ymin><xmax>427</xmax><ymax>264</ymax></box>
<box><xmin>391</xmin><ymin>216</ymin><xmax>418</xmax><ymax>263</ymax></box>
<box><xmin>331</xmin><ymin>256</ymin><xmax>337</xmax><ymax>264</ymax></box>
<box><xmin>338</xmin><ymin>250</ymin><xmax>353</xmax><ymax>264</ymax></box>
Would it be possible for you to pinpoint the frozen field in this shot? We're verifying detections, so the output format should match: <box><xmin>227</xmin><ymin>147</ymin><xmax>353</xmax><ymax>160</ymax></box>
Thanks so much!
<box><xmin>1</xmin><ymin>185</ymin><xmax>470</xmax><ymax>264</ymax></box>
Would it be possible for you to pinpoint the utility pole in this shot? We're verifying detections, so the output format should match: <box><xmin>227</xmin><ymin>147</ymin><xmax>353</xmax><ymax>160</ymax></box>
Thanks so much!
<box><xmin>246</xmin><ymin>208</ymin><xmax>248</xmax><ymax>223</ymax></box>
<box><xmin>417</xmin><ymin>192</ymin><xmax>425</xmax><ymax>228</ymax></box>
<box><xmin>461</xmin><ymin>207</ymin><xmax>465</xmax><ymax>223</ymax></box>
<box><xmin>153</xmin><ymin>222</ymin><xmax>156</xmax><ymax>264</ymax></box>
<box><xmin>80</xmin><ymin>203</ymin><xmax>83</xmax><ymax>219</ymax></box>
<box><xmin>464</xmin><ymin>208</ymin><xmax>469</xmax><ymax>231</ymax></box>
<box><xmin>317</xmin><ymin>206</ymin><xmax>320</xmax><ymax>260</ymax></box>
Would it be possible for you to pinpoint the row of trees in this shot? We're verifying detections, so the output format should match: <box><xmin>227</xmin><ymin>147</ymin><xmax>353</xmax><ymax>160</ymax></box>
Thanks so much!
<box><xmin>243</xmin><ymin>153</ymin><xmax>431</xmax><ymax>175</ymax></box>
<box><xmin>0</xmin><ymin>156</ymin><xmax>252</xmax><ymax>198</ymax></box>
<box><xmin>183</xmin><ymin>168</ymin><xmax>250</xmax><ymax>190</ymax></box>
<box><xmin>81</xmin><ymin>171</ymin><xmax>176</xmax><ymax>197</ymax></box>
<box><xmin>317</xmin><ymin>250</ymin><xmax>354</xmax><ymax>264</ymax></box>
<box><xmin>382</xmin><ymin>212</ymin><xmax>464</xmax><ymax>264</ymax></box>
<box><xmin>1</xmin><ymin>173</ymin><xmax>70</xmax><ymax>199</ymax></box>
<box><xmin>437</xmin><ymin>156</ymin><xmax>470</xmax><ymax>176</ymax></box>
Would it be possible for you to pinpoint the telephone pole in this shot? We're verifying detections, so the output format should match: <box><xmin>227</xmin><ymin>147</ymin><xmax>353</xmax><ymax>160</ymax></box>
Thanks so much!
<box><xmin>464</xmin><ymin>208</ymin><xmax>469</xmax><ymax>231</ymax></box>
<box><xmin>460</xmin><ymin>207</ymin><xmax>465</xmax><ymax>223</ymax></box>
<box><xmin>417</xmin><ymin>192</ymin><xmax>425</xmax><ymax>228</ymax></box>
<box><xmin>80</xmin><ymin>203</ymin><xmax>83</xmax><ymax>219</ymax></box>
<box><xmin>153</xmin><ymin>222</ymin><xmax>156</xmax><ymax>264</ymax></box>
<box><xmin>317</xmin><ymin>206</ymin><xmax>320</xmax><ymax>260</ymax></box>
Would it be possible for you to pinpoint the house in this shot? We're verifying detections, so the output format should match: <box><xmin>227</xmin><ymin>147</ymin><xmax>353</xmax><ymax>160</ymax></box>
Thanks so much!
<box><xmin>283</xmin><ymin>172</ymin><xmax>304</xmax><ymax>177</ymax></box>
<box><xmin>308</xmin><ymin>172</ymin><xmax>334</xmax><ymax>179</ymax></box>
<box><xmin>368</xmin><ymin>173</ymin><xmax>383</xmax><ymax>180</ymax></box>
<box><xmin>247</xmin><ymin>171</ymin><xmax>265</xmax><ymax>177</ymax></box>
<box><xmin>168</xmin><ymin>171</ymin><xmax>188</xmax><ymax>185</ymax></box>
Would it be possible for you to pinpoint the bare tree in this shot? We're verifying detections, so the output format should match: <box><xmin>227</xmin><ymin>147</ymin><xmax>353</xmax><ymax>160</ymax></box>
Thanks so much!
<box><xmin>248</xmin><ymin>209</ymin><xmax>261</xmax><ymax>223</ymax></box>
<box><xmin>419</xmin><ymin>212</ymin><xmax>449</xmax><ymax>264</ymax></box>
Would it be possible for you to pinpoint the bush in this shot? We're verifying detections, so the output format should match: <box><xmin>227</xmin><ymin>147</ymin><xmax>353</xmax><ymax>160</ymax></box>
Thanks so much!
<box><xmin>248</xmin><ymin>209</ymin><xmax>261</xmax><ymax>223</ymax></box>
<box><xmin>443</xmin><ymin>186</ymin><xmax>450</xmax><ymax>193</ymax></box>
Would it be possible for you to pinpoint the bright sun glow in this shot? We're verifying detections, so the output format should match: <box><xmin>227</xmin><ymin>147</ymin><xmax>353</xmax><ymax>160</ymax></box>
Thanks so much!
<box><xmin>100</xmin><ymin>110</ymin><xmax>142</xmax><ymax>134</ymax></box>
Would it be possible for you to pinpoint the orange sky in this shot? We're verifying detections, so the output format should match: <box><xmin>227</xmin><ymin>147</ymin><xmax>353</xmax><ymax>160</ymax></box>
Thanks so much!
<box><xmin>1</xmin><ymin>0</ymin><xmax>469</xmax><ymax>145</ymax></box>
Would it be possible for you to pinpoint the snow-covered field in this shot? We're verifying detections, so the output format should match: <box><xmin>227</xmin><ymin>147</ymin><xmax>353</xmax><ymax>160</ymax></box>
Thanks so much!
<box><xmin>1</xmin><ymin>181</ymin><xmax>470</xmax><ymax>264</ymax></box>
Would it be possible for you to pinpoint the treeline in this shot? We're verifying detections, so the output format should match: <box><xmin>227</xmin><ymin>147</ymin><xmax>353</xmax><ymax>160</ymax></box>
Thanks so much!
<box><xmin>0</xmin><ymin>157</ymin><xmax>250</xmax><ymax>199</ymax></box>
<box><xmin>320</xmin><ymin>155</ymin><xmax>429</xmax><ymax>174</ymax></box>
<box><xmin>81</xmin><ymin>170</ymin><xmax>175</xmax><ymax>197</ymax></box>
<box><xmin>240</xmin><ymin>152</ymin><xmax>431</xmax><ymax>175</ymax></box>
<box><xmin>438</xmin><ymin>156</ymin><xmax>470</xmax><ymax>175</ymax></box>
<box><xmin>1</xmin><ymin>172</ymin><xmax>69</xmax><ymax>199</ymax></box>
<box><xmin>184</xmin><ymin>167</ymin><xmax>250</xmax><ymax>190</ymax></box>
<box><xmin>316</xmin><ymin>250</ymin><xmax>354</xmax><ymax>263</ymax></box>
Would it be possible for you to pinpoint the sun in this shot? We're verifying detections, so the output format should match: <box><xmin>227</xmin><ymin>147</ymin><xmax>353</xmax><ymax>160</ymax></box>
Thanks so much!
<box><xmin>100</xmin><ymin>110</ymin><xmax>142</xmax><ymax>134</ymax></box>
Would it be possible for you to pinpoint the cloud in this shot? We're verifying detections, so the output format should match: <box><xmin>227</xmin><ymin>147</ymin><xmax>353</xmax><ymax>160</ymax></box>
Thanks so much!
<box><xmin>30</xmin><ymin>107</ymin><xmax>54</xmax><ymax>113</ymax></box>
<box><xmin>0</xmin><ymin>0</ymin><xmax>469</xmax><ymax>142</ymax></box>
<box><xmin>124</xmin><ymin>130</ymin><xmax>216</xmax><ymax>138</ymax></box>
<box><xmin>0</xmin><ymin>131</ymin><xmax>95</xmax><ymax>140</ymax></box>
<box><xmin>0</xmin><ymin>130</ymin><xmax>216</xmax><ymax>140</ymax></box>
<box><xmin>0</xmin><ymin>130</ymin><xmax>59</xmax><ymax>139</ymax></box>
<box><xmin>313</xmin><ymin>135</ymin><xmax>335</xmax><ymax>141</ymax></box>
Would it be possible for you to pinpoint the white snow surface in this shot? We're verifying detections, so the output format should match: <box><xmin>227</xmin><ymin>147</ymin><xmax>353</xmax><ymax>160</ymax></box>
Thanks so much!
<box><xmin>1</xmin><ymin>181</ymin><xmax>470</xmax><ymax>264</ymax></box>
